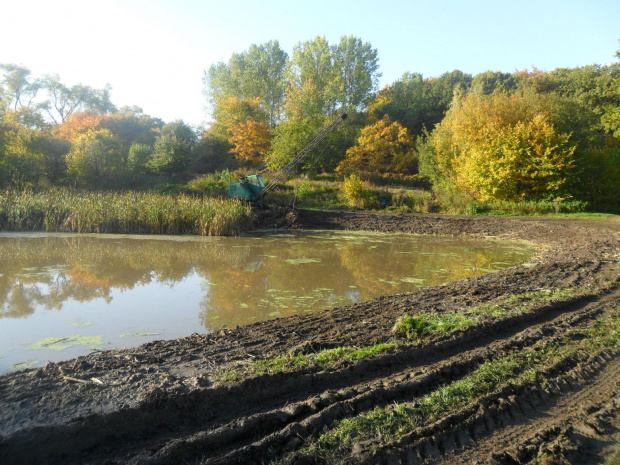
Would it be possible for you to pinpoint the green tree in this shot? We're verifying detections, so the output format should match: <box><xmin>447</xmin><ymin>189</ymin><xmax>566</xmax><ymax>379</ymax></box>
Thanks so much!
<box><xmin>147</xmin><ymin>121</ymin><xmax>196</xmax><ymax>174</ymax></box>
<box><xmin>331</xmin><ymin>36</ymin><xmax>380</xmax><ymax>111</ymax></box>
<box><xmin>66</xmin><ymin>129</ymin><xmax>122</xmax><ymax>184</ymax></box>
<box><xmin>99</xmin><ymin>108</ymin><xmax>163</xmax><ymax>156</ymax></box>
<box><xmin>285</xmin><ymin>36</ymin><xmax>336</xmax><ymax>117</ymax></box>
<box><xmin>127</xmin><ymin>143</ymin><xmax>153</xmax><ymax>174</ymax></box>
<box><xmin>367</xmin><ymin>73</ymin><xmax>428</xmax><ymax>134</ymax></box>
<box><xmin>471</xmin><ymin>70</ymin><xmax>520</xmax><ymax>95</ymax></box>
<box><xmin>148</xmin><ymin>135</ymin><xmax>189</xmax><ymax>174</ymax></box>
<box><xmin>284</xmin><ymin>36</ymin><xmax>379</xmax><ymax>116</ymax></box>
<box><xmin>0</xmin><ymin>125</ymin><xmax>45</xmax><ymax>188</ymax></box>
<box><xmin>204</xmin><ymin>41</ymin><xmax>288</xmax><ymax>128</ymax></box>
<box><xmin>368</xmin><ymin>70</ymin><xmax>473</xmax><ymax>138</ymax></box>
<box><xmin>240</xmin><ymin>41</ymin><xmax>288</xmax><ymax>127</ymax></box>
<box><xmin>0</xmin><ymin>64</ymin><xmax>41</xmax><ymax>112</ymax></box>
<box><xmin>41</xmin><ymin>75</ymin><xmax>116</xmax><ymax>124</ymax></box>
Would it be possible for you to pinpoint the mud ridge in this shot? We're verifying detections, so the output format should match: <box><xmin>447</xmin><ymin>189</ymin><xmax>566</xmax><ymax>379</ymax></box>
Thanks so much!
<box><xmin>370</xmin><ymin>351</ymin><xmax>619</xmax><ymax>465</ymax></box>
<box><xmin>128</xmin><ymin>293</ymin><xmax>617</xmax><ymax>464</ymax></box>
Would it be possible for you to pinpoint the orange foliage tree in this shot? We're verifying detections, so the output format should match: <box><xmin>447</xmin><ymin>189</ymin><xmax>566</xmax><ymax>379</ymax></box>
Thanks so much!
<box><xmin>228</xmin><ymin>120</ymin><xmax>271</xmax><ymax>166</ymax></box>
<box><xmin>337</xmin><ymin>115</ymin><xmax>416</xmax><ymax>174</ymax></box>
<box><xmin>54</xmin><ymin>113</ymin><xmax>103</xmax><ymax>141</ymax></box>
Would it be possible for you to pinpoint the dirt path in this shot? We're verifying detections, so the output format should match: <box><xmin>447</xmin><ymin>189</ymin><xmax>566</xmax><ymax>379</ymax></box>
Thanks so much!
<box><xmin>0</xmin><ymin>211</ymin><xmax>618</xmax><ymax>464</ymax></box>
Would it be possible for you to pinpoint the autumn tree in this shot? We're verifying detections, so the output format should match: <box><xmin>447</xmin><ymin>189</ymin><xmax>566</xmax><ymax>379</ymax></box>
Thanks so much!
<box><xmin>337</xmin><ymin>116</ymin><xmax>416</xmax><ymax>174</ymax></box>
<box><xmin>228</xmin><ymin>120</ymin><xmax>271</xmax><ymax>166</ymax></box>
<box><xmin>55</xmin><ymin>113</ymin><xmax>104</xmax><ymax>140</ymax></box>
<box><xmin>209</xmin><ymin>96</ymin><xmax>266</xmax><ymax>141</ymax></box>
<box><xmin>422</xmin><ymin>92</ymin><xmax>579</xmax><ymax>201</ymax></box>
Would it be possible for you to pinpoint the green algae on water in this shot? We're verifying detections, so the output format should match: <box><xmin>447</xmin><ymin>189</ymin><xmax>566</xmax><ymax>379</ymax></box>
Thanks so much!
<box><xmin>9</xmin><ymin>360</ymin><xmax>39</xmax><ymax>372</ymax></box>
<box><xmin>119</xmin><ymin>332</ymin><xmax>160</xmax><ymax>338</ymax></box>
<box><xmin>284</xmin><ymin>258</ymin><xmax>322</xmax><ymax>265</ymax></box>
<box><xmin>68</xmin><ymin>318</ymin><xmax>94</xmax><ymax>328</ymax></box>
<box><xmin>28</xmin><ymin>335</ymin><xmax>102</xmax><ymax>351</ymax></box>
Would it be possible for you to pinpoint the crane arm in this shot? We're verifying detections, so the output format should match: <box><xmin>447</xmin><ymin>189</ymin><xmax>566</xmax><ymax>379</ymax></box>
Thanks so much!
<box><xmin>256</xmin><ymin>112</ymin><xmax>348</xmax><ymax>201</ymax></box>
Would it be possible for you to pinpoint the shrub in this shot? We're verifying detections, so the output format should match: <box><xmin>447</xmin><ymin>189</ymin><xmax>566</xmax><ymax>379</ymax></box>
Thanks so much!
<box><xmin>340</xmin><ymin>174</ymin><xmax>376</xmax><ymax>208</ymax></box>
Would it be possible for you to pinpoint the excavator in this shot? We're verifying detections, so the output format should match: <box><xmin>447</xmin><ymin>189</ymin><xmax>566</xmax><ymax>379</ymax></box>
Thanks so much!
<box><xmin>228</xmin><ymin>112</ymin><xmax>348</xmax><ymax>202</ymax></box>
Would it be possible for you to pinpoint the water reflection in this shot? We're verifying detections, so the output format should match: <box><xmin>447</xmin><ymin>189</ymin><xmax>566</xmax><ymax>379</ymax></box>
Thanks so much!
<box><xmin>0</xmin><ymin>231</ymin><xmax>535</xmax><ymax>372</ymax></box>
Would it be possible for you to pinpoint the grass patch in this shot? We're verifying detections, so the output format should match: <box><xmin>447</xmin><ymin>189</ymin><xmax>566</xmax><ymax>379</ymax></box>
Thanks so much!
<box><xmin>0</xmin><ymin>188</ymin><xmax>253</xmax><ymax>236</ymax></box>
<box><xmin>185</xmin><ymin>170</ymin><xmax>238</xmax><ymax>197</ymax></box>
<box><xmin>604</xmin><ymin>449</ymin><xmax>620</xmax><ymax>465</ymax></box>
<box><xmin>393</xmin><ymin>313</ymin><xmax>476</xmax><ymax>339</ymax></box>
<box><xmin>394</xmin><ymin>288</ymin><xmax>585</xmax><ymax>340</ymax></box>
<box><xmin>219</xmin><ymin>342</ymin><xmax>401</xmax><ymax>384</ymax></box>
<box><xmin>292</xmin><ymin>309</ymin><xmax>620</xmax><ymax>464</ymax></box>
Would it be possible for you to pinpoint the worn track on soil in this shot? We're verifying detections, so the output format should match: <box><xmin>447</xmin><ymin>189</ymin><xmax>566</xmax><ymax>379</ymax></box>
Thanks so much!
<box><xmin>1</xmin><ymin>211</ymin><xmax>618</xmax><ymax>464</ymax></box>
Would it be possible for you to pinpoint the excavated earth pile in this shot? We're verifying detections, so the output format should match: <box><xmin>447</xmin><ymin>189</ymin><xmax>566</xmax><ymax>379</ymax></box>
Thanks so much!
<box><xmin>0</xmin><ymin>211</ymin><xmax>619</xmax><ymax>464</ymax></box>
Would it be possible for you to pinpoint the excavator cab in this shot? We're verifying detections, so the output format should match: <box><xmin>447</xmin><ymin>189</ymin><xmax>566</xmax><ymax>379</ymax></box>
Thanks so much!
<box><xmin>228</xmin><ymin>174</ymin><xmax>265</xmax><ymax>201</ymax></box>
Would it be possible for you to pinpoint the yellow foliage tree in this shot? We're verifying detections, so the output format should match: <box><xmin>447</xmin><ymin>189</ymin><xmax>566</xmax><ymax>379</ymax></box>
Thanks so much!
<box><xmin>211</xmin><ymin>97</ymin><xmax>265</xmax><ymax>141</ymax></box>
<box><xmin>228</xmin><ymin>120</ymin><xmax>271</xmax><ymax>166</ymax></box>
<box><xmin>428</xmin><ymin>92</ymin><xmax>577</xmax><ymax>201</ymax></box>
<box><xmin>337</xmin><ymin>115</ymin><xmax>416</xmax><ymax>174</ymax></box>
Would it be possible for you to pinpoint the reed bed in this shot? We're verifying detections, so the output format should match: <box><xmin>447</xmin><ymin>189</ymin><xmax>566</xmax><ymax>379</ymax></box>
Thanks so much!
<box><xmin>0</xmin><ymin>189</ymin><xmax>254</xmax><ymax>236</ymax></box>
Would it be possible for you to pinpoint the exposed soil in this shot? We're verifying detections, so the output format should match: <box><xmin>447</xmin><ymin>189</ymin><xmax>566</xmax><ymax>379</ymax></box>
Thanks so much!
<box><xmin>1</xmin><ymin>210</ymin><xmax>619</xmax><ymax>464</ymax></box>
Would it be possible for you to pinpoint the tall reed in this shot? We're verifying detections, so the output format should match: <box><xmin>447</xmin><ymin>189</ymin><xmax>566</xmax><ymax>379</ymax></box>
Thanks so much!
<box><xmin>0</xmin><ymin>189</ymin><xmax>253</xmax><ymax>236</ymax></box>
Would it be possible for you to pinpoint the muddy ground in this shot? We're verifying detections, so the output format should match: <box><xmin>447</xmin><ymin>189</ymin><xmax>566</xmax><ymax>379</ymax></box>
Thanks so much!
<box><xmin>1</xmin><ymin>210</ymin><xmax>619</xmax><ymax>464</ymax></box>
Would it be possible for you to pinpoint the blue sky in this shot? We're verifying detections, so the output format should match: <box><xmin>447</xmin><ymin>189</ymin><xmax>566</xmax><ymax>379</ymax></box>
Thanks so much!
<box><xmin>2</xmin><ymin>0</ymin><xmax>618</xmax><ymax>126</ymax></box>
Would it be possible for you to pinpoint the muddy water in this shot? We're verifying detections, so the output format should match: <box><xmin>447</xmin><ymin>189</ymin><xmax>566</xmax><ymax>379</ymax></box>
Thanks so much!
<box><xmin>0</xmin><ymin>231</ymin><xmax>535</xmax><ymax>373</ymax></box>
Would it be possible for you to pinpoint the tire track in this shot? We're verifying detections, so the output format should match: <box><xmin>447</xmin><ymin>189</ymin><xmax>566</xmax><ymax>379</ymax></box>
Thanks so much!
<box><xmin>1</xmin><ymin>291</ymin><xmax>616</xmax><ymax>465</ymax></box>
<box><xmin>118</xmin><ymin>292</ymin><xmax>620</xmax><ymax>464</ymax></box>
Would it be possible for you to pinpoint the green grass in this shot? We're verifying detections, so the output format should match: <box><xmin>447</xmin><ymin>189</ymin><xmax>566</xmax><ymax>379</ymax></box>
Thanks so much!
<box><xmin>218</xmin><ymin>342</ymin><xmax>401</xmax><ymax>384</ymax></box>
<box><xmin>221</xmin><ymin>289</ymin><xmax>585</xmax><ymax>385</ymax></box>
<box><xmin>393</xmin><ymin>312</ymin><xmax>476</xmax><ymax>339</ymax></box>
<box><xmin>550</xmin><ymin>212</ymin><xmax>618</xmax><ymax>219</ymax></box>
<box><xmin>393</xmin><ymin>288</ymin><xmax>585</xmax><ymax>340</ymax></box>
<box><xmin>182</xmin><ymin>172</ymin><xmax>616</xmax><ymax>217</ymax></box>
<box><xmin>290</xmin><ymin>309</ymin><xmax>620</xmax><ymax>464</ymax></box>
<box><xmin>604</xmin><ymin>449</ymin><xmax>620</xmax><ymax>465</ymax></box>
<box><xmin>0</xmin><ymin>189</ymin><xmax>253</xmax><ymax>236</ymax></box>
<box><xmin>185</xmin><ymin>170</ymin><xmax>238</xmax><ymax>197</ymax></box>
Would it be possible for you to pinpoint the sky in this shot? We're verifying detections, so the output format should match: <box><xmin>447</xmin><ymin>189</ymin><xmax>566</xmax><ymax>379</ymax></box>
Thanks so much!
<box><xmin>2</xmin><ymin>0</ymin><xmax>619</xmax><ymax>127</ymax></box>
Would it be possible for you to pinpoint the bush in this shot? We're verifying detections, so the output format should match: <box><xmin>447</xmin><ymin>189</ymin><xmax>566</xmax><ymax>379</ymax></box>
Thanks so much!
<box><xmin>340</xmin><ymin>174</ymin><xmax>376</xmax><ymax>209</ymax></box>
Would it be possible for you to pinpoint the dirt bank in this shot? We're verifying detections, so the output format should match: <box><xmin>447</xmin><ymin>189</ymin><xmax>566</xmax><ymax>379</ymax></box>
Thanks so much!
<box><xmin>1</xmin><ymin>211</ymin><xmax>619</xmax><ymax>464</ymax></box>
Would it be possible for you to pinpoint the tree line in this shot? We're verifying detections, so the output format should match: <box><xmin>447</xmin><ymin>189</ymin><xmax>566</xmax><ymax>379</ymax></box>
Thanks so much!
<box><xmin>1</xmin><ymin>36</ymin><xmax>619</xmax><ymax>208</ymax></box>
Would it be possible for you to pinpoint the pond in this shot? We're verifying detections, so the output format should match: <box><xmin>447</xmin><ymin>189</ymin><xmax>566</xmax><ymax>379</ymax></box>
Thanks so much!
<box><xmin>0</xmin><ymin>230</ymin><xmax>536</xmax><ymax>373</ymax></box>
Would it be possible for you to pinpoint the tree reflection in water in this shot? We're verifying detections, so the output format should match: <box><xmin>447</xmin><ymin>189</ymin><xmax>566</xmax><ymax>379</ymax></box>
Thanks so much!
<box><xmin>0</xmin><ymin>231</ymin><xmax>534</xmax><ymax>370</ymax></box>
